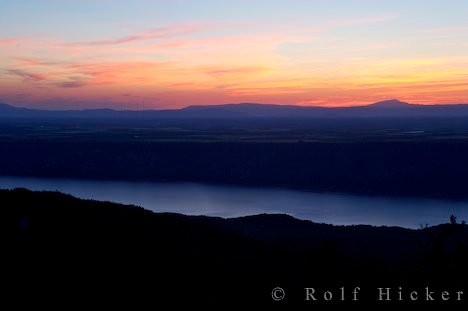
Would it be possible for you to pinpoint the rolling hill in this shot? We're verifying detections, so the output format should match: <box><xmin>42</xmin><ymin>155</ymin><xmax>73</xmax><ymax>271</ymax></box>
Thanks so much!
<box><xmin>3</xmin><ymin>188</ymin><xmax>468</xmax><ymax>307</ymax></box>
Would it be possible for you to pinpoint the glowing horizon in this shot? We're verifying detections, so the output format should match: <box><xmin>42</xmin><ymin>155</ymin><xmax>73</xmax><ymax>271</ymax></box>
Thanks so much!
<box><xmin>1</xmin><ymin>0</ymin><xmax>468</xmax><ymax>109</ymax></box>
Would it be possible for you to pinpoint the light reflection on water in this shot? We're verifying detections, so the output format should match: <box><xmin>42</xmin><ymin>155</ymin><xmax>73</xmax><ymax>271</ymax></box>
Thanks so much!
<box><xmin>0</xmin><ymin>176</ymin><xmax>467</xmax><ymax>228</ymax></box>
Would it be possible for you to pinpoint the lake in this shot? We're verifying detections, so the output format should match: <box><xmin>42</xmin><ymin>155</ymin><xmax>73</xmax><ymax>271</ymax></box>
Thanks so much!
<box><xmin>0</xmin><ymin>176</ymin><xmax>467</xmax><ymax>228</ymax></box>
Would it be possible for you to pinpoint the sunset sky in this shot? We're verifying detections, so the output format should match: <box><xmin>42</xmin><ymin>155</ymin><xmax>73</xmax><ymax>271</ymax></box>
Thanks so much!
<box><xmin>1</xmin><ymin>0</ymin><xmax>468</xmax><ymax>109</ymax></box>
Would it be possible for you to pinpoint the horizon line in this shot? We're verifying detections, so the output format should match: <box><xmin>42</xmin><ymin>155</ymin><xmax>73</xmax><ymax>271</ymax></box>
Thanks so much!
<box><xmin>3</xmin><ymin>99</ymin><xmax>468</xmax><ymax>111</ymax></box>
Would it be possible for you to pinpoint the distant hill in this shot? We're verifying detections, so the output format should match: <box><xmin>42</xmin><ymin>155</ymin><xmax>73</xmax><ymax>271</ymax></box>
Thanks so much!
<box><xmin>2</xmin><ymin>100</ymin><xmax>468</xmax><ymax>119</ymax></box>
<box><xmin>366</xmin><ymin>99</ymin><xmax>413</xmax><ymax>108</ymax></box>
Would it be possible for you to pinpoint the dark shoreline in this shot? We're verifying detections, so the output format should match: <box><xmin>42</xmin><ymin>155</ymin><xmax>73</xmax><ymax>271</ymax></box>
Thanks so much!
<box><xmin>2</xmin><ymin>140</ymin><xmax>468</xmax><ymax>200</ymax></box>
<box><xmin>2</xmin><ymin>172</ymin><xmax>468</xmax><ymax>203</ymax></box>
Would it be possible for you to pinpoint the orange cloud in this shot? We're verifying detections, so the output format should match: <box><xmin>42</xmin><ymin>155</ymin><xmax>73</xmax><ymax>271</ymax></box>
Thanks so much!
<box><xmin>205</xmin><ymin>66</ymin><xmax>271</xmax><ymax>79</ymax></box>
<box><xmin>2</xmin><ymin>16</ymin><xmax>468</xmax><ymax>109</ymax></box>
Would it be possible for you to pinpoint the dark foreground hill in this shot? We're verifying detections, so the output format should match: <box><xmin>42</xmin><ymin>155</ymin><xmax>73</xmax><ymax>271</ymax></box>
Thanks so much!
<box><xmin>2</xmin><ymin>188</ymin><xmax>468</xmax><ymax>308</ymax></box>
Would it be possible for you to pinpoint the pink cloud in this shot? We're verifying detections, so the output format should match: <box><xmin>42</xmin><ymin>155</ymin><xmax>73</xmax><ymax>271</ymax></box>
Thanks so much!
<box><xmin>0</xmin><ymin>37</ymin><xmax>22</xmax><ymax>46</ymax></box>
<box><xmin>64</xmin><ymin>23</ymin><xmax>213</xmax><ymax>47</ymax></box>
<box><xmin>13</xmin><ymin>57</ymin><xmax>68</xmax><ymax>66</ymax></box>
<box><xmin>96</xmin><ymin>33</ymin><xmax>298</xmax><ymax>54</ymax></box>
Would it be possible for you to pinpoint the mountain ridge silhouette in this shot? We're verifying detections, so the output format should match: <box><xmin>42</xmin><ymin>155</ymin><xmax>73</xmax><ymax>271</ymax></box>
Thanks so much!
<box><xmin>2</xmin><ymin>100</ymin><xmax>468</xmax><ymax>118</ymax></box>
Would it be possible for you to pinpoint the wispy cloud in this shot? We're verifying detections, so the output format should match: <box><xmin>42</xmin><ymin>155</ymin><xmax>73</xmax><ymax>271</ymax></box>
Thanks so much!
<box><xmin>205</xmin><ymin>66</ymin><xmax>270</xmax><ymax>79</ymax></box>
<box><xmin>64</xmin><ymin>23</ymin><xmax>213</xmax><ymax>47</ymax></box>
<box><xmin>417</xmin><ymin>26</ymin><xmax>468</xmax><ymax>34</ymax></box>
<box><xmin>0</xmin><ymin>37</ymin><xmax>22</xmax><ymax>46</ymax></box>
<box><xmin>7</xmin><ymin>69</ymin><xmax>47</xmax><ymax>82</ymax></box>
<box><xmin>57</xmin><ymin>77</ymin><xmax>87</xmax><ymax>88</ymax></box>
<box><xmin>2</xmin><ymin>10</ymin><xmax>468</xmax><ymax>108</ymax></box>
<box><xmin>324</xmin><ymin>14</ymin><xmax>398</xmax><ymax>29</ymax></box>
<box><xmin>13</xmin><ymin>57</ymin><xmax>68</xmax><ymax>66</ymax></box>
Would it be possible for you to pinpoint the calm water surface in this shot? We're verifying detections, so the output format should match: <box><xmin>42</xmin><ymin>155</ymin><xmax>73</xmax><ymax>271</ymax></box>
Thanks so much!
<box><xmin>1</xmin><ymin>176</ymin><xmax>467</xmax><ymax>228</ymax></box>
